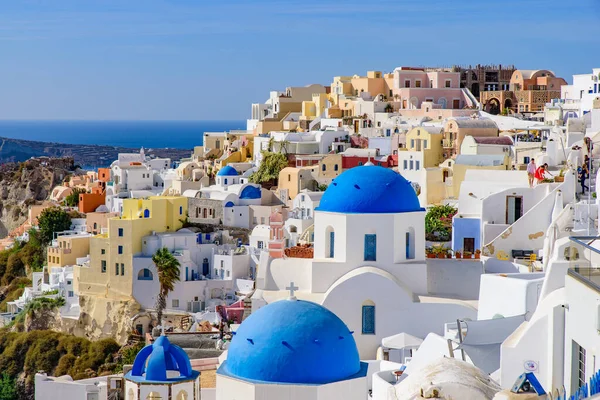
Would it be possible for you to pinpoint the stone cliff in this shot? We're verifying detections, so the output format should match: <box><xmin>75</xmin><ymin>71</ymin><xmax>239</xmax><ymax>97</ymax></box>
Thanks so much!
<box><xmin>0</xmin><ymin>157</ymin><xmax>75</xmax><ymax>238</ymax></box>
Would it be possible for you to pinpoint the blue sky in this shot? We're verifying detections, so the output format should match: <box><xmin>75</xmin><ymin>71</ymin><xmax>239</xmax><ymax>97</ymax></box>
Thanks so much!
<box><xmin>1</xmin><ymin>0</ymin><xmax>600</xmax><ymax>120</ymax></box>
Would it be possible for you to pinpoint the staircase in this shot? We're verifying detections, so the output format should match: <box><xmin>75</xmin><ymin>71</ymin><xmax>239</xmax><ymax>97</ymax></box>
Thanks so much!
<box><xmin>309</xmin><ymin>116</ymin><xmax>322</xmax><ymax>131</ymax></box>
<box><xmin>462</xmin><ymin>88</ymin><xmax>481</xmax><ymax>110</ymax></box>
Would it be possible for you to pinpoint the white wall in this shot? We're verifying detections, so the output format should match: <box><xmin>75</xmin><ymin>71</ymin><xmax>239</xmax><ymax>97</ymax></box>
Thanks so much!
<box><xmin>478</xmin><ymin>274</ymin><xmax>544</xmax><ymax>320</ymax></box>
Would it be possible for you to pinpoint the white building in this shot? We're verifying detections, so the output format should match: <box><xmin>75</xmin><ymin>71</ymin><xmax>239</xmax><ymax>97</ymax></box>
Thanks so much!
<box><xmin>132</xmin><ymin>229</ymin><xmax>253</xmax><ymax>317</ymax></box>
<box><xmin>254</xmin><ymin>166</ymin><xmax>482</xmax><ymax>358</ymax></box>
<box><xmin>561</xmin><ymin>68</ymin><xmax>600</xmax><ymax>116</ymax></box>
<box><xmin>217</xmin><ymin>297</ymin><xmax>368</xmax><ymax>400</ymax></box>
<box><xmin>460</xmin><ymin>135</ymin><xmax>514</xmax><ymax>156</ymax></box>
<box><xmin>285</xmin><ymin>190</ymin><xmax>323</xmax><ymax>246</ymax></box>
<box><xmin>125</xmin><ymin>335</ymin><xmax>200</xmax><ymax>400</ymax></box>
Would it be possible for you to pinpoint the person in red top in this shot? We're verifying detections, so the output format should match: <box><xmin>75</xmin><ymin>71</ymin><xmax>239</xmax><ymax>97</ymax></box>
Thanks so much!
<box><xmin>534</xmin><ymin>163</ymin><xmax>552</xmax><ymax>185</ymax></box>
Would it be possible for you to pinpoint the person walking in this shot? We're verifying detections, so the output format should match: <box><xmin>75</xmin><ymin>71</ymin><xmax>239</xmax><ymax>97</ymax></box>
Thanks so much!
<box><xmin>527</xmin><ymin>158</ymin><xmax>536</xmax><ymax>188</ymax></box>
<box><xmin>579</xmin><ymin>163</ymin><xmax>589</xmax><ymax>194</ymax></box>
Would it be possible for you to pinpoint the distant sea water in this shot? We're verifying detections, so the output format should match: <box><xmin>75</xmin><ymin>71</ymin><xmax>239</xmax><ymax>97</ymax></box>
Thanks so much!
<box><xmin>0</xmin><ymin>120</ymin><xmax>247</xmax><ymax>149</ymax></box>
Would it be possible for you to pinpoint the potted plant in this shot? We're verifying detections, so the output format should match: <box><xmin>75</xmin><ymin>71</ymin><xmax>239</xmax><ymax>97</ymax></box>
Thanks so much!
<box><xmin>455</xmin><ymin>250</ymin><xmax>462</xmax><ymax>259</ymax></box>
<box><xmin>426</xmin><ymin>247</ymin><xmax>435</xmax><ymax>258</ymax></box>
<box><xmin>554</xmin><ymin>169</ymin><xmax>565</xmax><ymax>182</ymax></box>
<box><xmin>475</xmin><ymin>249</ymin><xmax>481</xmax><ymax>259</ymax></box>
<box><xmin>463</xmin><ymin>251</ymin><xmax>472</xmax><ymax>259</ymax></box>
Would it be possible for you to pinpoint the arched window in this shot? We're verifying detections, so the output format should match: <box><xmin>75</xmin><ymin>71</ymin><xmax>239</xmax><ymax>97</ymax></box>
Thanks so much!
<box><xmin>326</xmin><ymin>226</ymin><xmax>335</xmax><ymax>258</ymax></box>
<box><xmin>364</xmin><ymin>234</ymin><xmax>377</xmax><ymax>261</ymax></box>
<box><xmin>128</xmin><ymin>388</ymin><xmax>135</xmax><ymax>400</ymax></box>
<box><xmin>322</xmin><ymin>164</ymin><xmax>327</xmax><ymax>171</ymax></box>
<box><xmin>93</xmin><ymin>222</ymin><xmax>97</xmax><ymax>229</ymax></box>
<box><xmin>143</xmin><ymin>209</ymin><xmax>150</xmax><ymax>218</ymax></box>
<box><xmin>290</xmin><ymin>226</ymin><xmax>297</xmax><ymax>233</ymax></box>
<box><xmin>137</xmin><ymin>268</ymin><xmax>153</xmax><ymax>281</ymax></box>
<box><xmin>176</xmin><ymin>390</ymin><xmax>188</xmax><ymax>400</ymax></box>
<box><xmin>224</xmin><ymin>178</ymin><xmax>228</xmax><ymax>185</ymax></box>
<box><xmin>362</xmin><ymin>300</ymin><xmax>375</xmax><ymax>335</ymax></box>
<box><xmin>406</xmin><ymin>227</ymin><xmax>415</xmax><ymax>259</ymax></box>
<box><xmin>146</xmin><ymin>392</ymin><xmax>162</xmax><ymax>400</ymax></box>
<box><xmin>334</xmin><ymin>164</ymin><xmax>339</xmax><ymax>171</ymax></box>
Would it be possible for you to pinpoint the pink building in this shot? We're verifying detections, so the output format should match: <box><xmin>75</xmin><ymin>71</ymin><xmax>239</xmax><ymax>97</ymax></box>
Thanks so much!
<box><xmin>392</xmin><ymin>67</ymin><xmax>475</xmax><ymax>110</ymax></box>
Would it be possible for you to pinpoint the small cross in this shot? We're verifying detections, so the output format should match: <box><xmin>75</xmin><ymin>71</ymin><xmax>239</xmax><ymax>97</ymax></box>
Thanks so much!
<box><xmin>286</xmin><ymin>281</ymin><xmax>299</xmax><ymax>299</ymax></box>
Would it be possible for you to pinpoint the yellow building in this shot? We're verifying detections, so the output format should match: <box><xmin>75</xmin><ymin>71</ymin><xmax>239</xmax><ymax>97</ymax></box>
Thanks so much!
<box><xmin>404</xmin><ymin>126</ymin><xmax>444</xmax><ymax>168</ymax></box>
<box><xmin>277</xmin><ymin>167</ymin><xmax>317</xmax><ymax>200</ymax></box>
<box><xmin>75</xmin><ymin>196</ymin><xmax>188</xmax><ymax>300</ymax></box>
<box><xmin>47</xmin><ymin>234</ymin><xmax>91</xmax><ymax>267</ymax></box>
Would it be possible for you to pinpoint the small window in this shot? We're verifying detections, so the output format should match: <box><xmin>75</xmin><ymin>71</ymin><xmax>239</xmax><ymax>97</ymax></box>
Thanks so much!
<box><xmin>261</xmin><ymin>217</ymin><xmax>265</xmax><ymax>224</ymax></box>
<box><xmin>445</xmin><ymin>80</ymin><xmax>451</xmax><ymax>88</ymax></box>
<box><xmin>172</xmin><ymin>299</ymin><xmax>179</xmax><ymax>308</ymax></box>
<box><xmin>415</xmin><ymin>80</ymin><xmax>422</xmax><ymax>88</ymax></box>
<box><xmin>224</xmin><ymin>178</ymin><xmax>228</xmax><ymax>185</ymax></box>
<box><xmin>68</xmin><ymin>291</ymin><xmax>74</xmax><ymax>298</ymax></box>
<box><xmin>101</xmin><ymin>260</ymin><xmax>106</xmax><ymax>273</ymax></box>
<box><xmin>67</xmin><ymin>280</ymin><xmax>72</xmax><ymax>285</ymax></box>
<box><xmin>358</xmin><ymin>161</ymin><xmax>363</xmax><ymax>166</ymax></box>
<box><xmin>179</xmin><ymin>206</ymin><xmax>183</xmax><ymax>215</ymax></box>
<box><xmin>115</xmin><ymin>263</ymin><xmax>119</xmax><ymax>275</ymax></box>
<box><xmin>118</xmin><ymin>246</ymin><xmax>123</xmax><ymax>254</ymax></box>
<box><xmin>364</xmin><ymin>234</ymin><xmax>377</xmax><ymax>261</ymax></box>
<box><xmin>334</xmin><ymin>164</ymin><xmax>339</xmax><ymax>171</ymax></box>
<box><xmin>226</xmin><ymin>270</ymin><xmax>230</xmax><ymax>278</ymax></box>
<box><xmin>362</xmin><ymin>305</ymin><xmax>375</xmax><ymax>334</ymax></box>
<box><xmin>403</xmin><ymin>160</ymin><xmax>407</xmax><ymax>170</ymax></box>
<box><xmin>404</xmin><ymin>80</ymin><xmax>410</xmax><ymax>88</ymax></box>
<box><xmin>288</xmin><ymin>175</ymin><xmax>291</xmax><ymax>182</ymax></box>
<box><xmin>258</xmin><ymin>241</ymin><xmax>264</xmax><ymax>249</ymax></box>
<box><xmin>423</xmin><ymin>140</ymin><xmax>428</xmax><ymax>149</ymax></box>
<box><xmin>322</xmin><ymin>164</ymin><xmax>327</xmax><ymax>171</ymax></box>
<box><xmin>118</xmin><ymin>228</ymin><xmax>124</xmax><ymax>237</ymax></box>
<box><xmin>409</xmin><ymin>160</ymin><xmax>414</xmax><ymax>170</ymax></box>
<box><xmin>121</xmin><ymin>263</ymin><xmax>125</xmax><ymax>276</ymax></box>
<box><xmin>416</xmin><ymin>161</ymin><xmax>420</xmax><ymax>170</ymax></box>
<box><xmin>101</xmin><ymin>249</ymin><xmax>106</xmax><ymax>255</ymax></box>
<box><xmin>410</xmin><ymin>139</ymin><xmax>415</xmax><ymax>148</ymax></box>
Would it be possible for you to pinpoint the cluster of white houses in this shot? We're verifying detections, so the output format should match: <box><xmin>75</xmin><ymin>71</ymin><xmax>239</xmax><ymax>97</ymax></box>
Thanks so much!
<box><xmin>26</xmin><ymin>66</ymin><xmax>600</xmax><ymax>400</ymax></box>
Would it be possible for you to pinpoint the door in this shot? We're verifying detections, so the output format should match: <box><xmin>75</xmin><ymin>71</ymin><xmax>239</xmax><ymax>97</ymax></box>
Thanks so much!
<box><xmin>443</xmin><ymin>170</ymin><xmax>449</xmax><ymax>183</ymax></box>
<box><xmin>364</xmin><ymin>234</ymin><xmax>377</xmax><ymax>261</ymax></box>
<box><xmin>453</xmin><ymin>99</ymin><xmax>460</xmax><ymax>109</ymax></box>
<box><xmin>463</xmin><ymin>238</ymin><xmax>475</xmax><ymax>253</ymax></box>
<box><xmin>506</xmin><ymin>196</ymin><xmax>523</xmax><ymax>224</ymax></box>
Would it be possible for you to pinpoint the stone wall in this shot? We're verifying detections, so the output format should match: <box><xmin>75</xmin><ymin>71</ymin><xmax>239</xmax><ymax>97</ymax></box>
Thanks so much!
<box><xmin>188</xmin><ymin>198</ymin><xmax>223</xmax><ymax>225</ymax></box>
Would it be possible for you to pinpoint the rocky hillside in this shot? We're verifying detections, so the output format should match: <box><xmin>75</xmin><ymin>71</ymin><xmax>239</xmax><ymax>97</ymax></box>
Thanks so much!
<box><xmin>0</xmin><ymin>157</ymin><xmax>75</xmax><ymax>237</ymax></box>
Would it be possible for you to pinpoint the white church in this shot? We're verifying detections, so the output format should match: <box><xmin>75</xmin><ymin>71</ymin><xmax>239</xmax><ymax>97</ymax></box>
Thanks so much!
<box><xmin>254</xmin><ymin>165</ymin><xmax>479</xmax><ymax>357</ymax></box>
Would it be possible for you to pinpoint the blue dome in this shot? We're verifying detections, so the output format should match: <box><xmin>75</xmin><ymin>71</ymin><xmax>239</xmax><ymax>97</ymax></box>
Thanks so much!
<box><xmin>126</xmin><ymin>335</ymin><xmax>199</xmax><ymax>383</ymax></box>
<box><xmin>217</xmin><ymin>165</ymin><xmax>239</xmax><ymax>176</ymax></box>
<box><xmin>220</xmin><ymin>299</ymin><xmax>361</xmax><ymax>384</ymax></box>
<box><xmin>317</xmin><ymin>166</ymin><xmax>422</xmax><ymax>214</ymax></box>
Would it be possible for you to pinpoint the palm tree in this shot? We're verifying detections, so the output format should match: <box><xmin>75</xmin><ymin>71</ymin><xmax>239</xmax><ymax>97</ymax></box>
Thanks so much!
<box><xmin>152</xmin><ymin>247</ymin><xmax>181</xmax><ymax>328</ymax></box>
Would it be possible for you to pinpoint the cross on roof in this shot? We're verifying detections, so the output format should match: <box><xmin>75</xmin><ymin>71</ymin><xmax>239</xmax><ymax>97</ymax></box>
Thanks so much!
<box><xmin>286</xmin><ymin>281</ymin><xmax>299</xmax><ymax>300</ymax></box>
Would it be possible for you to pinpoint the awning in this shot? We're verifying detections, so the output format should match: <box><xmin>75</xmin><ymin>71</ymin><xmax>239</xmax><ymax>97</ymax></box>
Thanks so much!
<box><xmin>382</xmin><ymin>332</ymin><xmax>423</xmax><ymax>350</ymax></box>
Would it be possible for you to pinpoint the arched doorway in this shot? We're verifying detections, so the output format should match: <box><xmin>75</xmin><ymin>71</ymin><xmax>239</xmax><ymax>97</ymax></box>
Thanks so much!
<box><xmin>485</xmin><ymin>98</ymin><xmax>501</xmax><ymax>115</ymax></box>
<box><xmin>504</xmin><ymin>99</ymin><xmax>513</xmax><ymax>114</ymax></box>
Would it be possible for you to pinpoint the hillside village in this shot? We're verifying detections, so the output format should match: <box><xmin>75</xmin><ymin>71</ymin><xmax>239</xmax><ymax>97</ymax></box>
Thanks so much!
<box><xmin>3</xmin><ymin>65</ymin><xmax>600</xmax><ymax>400</ymax></box>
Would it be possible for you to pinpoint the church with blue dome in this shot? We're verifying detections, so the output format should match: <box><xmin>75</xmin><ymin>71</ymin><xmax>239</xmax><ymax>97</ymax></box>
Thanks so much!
<box><xmin>217</xmin><ymin>297</ymin><xmax>368</xmax><ymax>399</ymax></box>
<box><xmin>124</xmin><ymin>335</ymin><xmax>200</xmax><ymax>400</ymax></box>
<box><xmin>253</xmin><ymin>165</ymin><xmax>474</xmax><ymax>360</ymax></box>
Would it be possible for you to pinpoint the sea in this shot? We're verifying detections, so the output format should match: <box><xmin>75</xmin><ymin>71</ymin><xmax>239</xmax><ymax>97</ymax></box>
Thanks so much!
<box><xmin>0</xmin><ymin>120</ymin><xmax>247</xmax><ymax>149</ymax></box>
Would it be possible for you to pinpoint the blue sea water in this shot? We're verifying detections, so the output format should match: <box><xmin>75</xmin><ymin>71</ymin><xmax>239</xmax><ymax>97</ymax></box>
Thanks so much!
<box><xmin>0</xmin><ymin>120</ymin><xmax>247</xmax><ymax>149</ymax></box>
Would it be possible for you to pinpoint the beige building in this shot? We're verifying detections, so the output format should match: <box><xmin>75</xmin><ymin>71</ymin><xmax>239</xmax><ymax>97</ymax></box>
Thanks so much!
<box><xmin>442</xmin><ymin>154</ymin><xmax>510</xmax><ymax>198</ymax></box>
<box><xmin>278</xmin><ymin>167</ymin><xmax>318</xmax><ymax>200</ymax></box>
<box><xmin>86</xmin><ymin>212</ymin><xmax>119</xmax><ymax>235</ymax></box>
<box><xmin>47</xmin><ymin>234</ymin><xmax>91</xmax><ymax>267</ymax></box>
<box><xmin>443</xmin><ymin>118</ymin><xmax>499</xmax><ymax>159</ymax></box>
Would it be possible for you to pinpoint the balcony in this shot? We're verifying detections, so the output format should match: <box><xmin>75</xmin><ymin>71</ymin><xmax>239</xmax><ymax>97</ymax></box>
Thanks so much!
<box><xmin>568</xmin><ymin>236</ymin><xmax>600</xmax><ymax>292</ymax></box>
<box><xmin>442</xmin><ymin>139</ymin><xmax>455</xmax><ymax>148</ymax></box>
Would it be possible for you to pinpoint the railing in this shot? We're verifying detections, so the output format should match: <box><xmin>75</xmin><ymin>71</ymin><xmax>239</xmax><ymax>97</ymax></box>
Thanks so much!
<box><xmin>442</xmin><ymin>139</ymin><xmax>454</xmax><ymax>148</ymax></box>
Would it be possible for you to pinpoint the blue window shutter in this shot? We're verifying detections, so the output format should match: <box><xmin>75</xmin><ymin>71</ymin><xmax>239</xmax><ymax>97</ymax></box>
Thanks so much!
<box><xmin>329</xmin><ymin>231</ymin><xmax>335</xmax><ymax>258</ymax></box>
<box><xmin>364</xmin><ymin>234</ymin><xmax>377</xmax><ymax>261</ymax></box>
<box><xmin>362</xmin><ymin>305</ymin><xmax>375</xmax><ymax>334</ymax></box>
